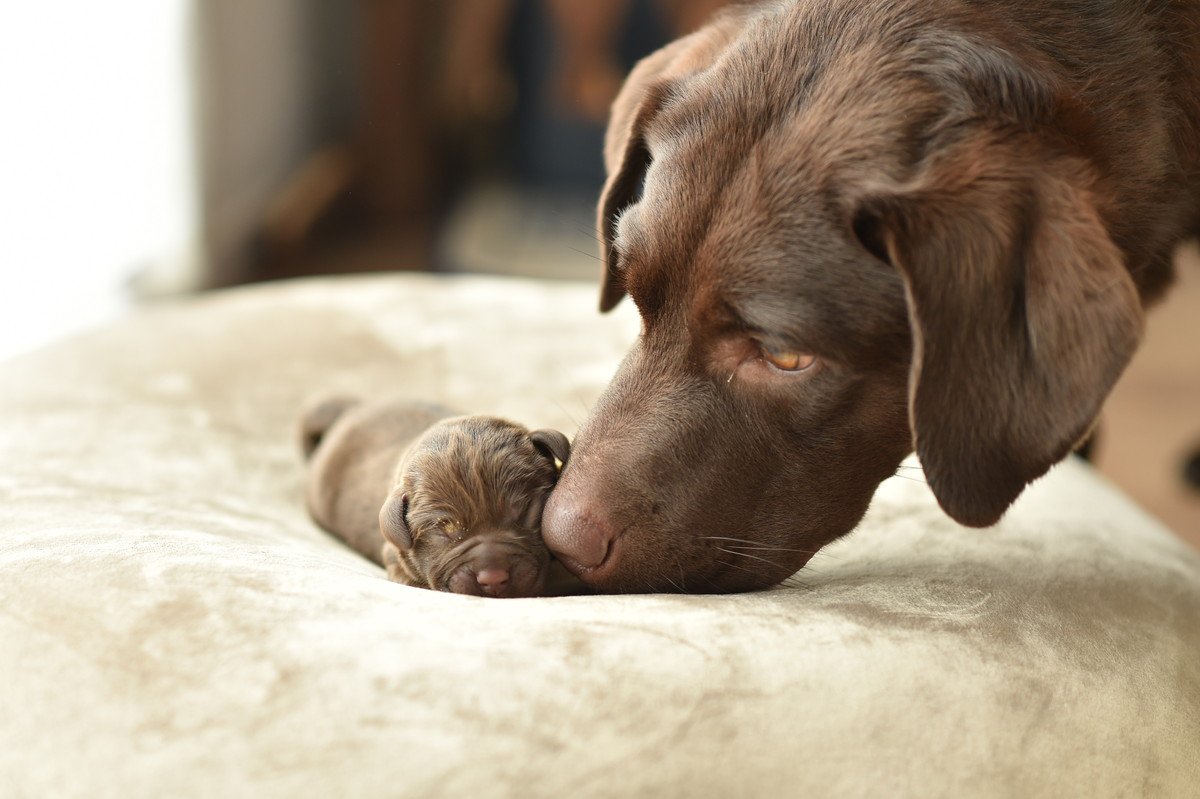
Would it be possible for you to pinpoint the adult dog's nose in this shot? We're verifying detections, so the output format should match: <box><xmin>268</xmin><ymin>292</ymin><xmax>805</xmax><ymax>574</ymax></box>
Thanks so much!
<box><xmin>541</xmin><ymin>487</ymin><xmax>617</xmax><ymax>575</ymax></box>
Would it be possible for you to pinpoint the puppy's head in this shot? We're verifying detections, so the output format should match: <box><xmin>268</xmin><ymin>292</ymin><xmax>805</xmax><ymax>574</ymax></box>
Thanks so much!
<box><xmin>543</xmin><ymin>3</ymin><xmax>1143</xmax><ymax>592</ymax></box>
<box><xmin>380</xmin><ymin>417</ymin><xmax>570</xmax><ymax>597</ymax></box>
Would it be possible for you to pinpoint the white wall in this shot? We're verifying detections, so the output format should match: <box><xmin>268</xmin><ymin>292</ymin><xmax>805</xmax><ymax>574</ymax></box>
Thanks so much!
<box><xmin>0</xmin><ymin>1</ymin><xmax>360</xmax><ymax>362</ymax></box>
<box><xmin>0</xmin><ymin>1</ymin><xmax>198</xmax><ymax>361</ymax></box>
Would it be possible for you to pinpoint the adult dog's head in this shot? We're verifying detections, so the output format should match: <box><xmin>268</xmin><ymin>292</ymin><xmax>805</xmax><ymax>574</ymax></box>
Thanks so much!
<box><xmin>543</xmin><ymin>1</ymin><xmax>1146</xmax><ymax>593</ymax></box>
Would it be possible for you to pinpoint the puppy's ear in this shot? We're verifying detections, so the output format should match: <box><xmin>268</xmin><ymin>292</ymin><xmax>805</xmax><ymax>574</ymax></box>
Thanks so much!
<box><xmin>596</xmin><ymin>11</ymin><xmax>750</xmax><ymax>312</ymax></box>
<box><xmin>530</xmin><ymin>429</ymin><xmax>571</xmax><ymax>468</ymax></box>
<box><xmin>379</xmin><ymin>493</ymin><xmax>412</xmax><ymax>551</ymax></box>
<box><xmin>854</xmin><ymin>134</ymin><xmax>1143</xmax><ymax>527</ymax></box>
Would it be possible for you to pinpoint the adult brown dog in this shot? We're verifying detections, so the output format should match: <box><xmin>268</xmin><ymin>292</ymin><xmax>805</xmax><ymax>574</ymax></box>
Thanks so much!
<box><xmin>542</xmin><ymin>0</ymin><xmax>1200</xmax><ymax>593</ymax></box>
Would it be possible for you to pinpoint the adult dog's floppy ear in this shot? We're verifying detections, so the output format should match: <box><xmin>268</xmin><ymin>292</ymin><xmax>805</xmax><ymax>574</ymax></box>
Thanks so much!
<box><xmin>530</xmin><ymin>429</ymin><xmax>571</xmax><ymax>468</ymax></box>
<box><xmin>854</xmin><ymin>134</ymin><xmax>1143</xmax><ymax>527</ymax></box>
<box><xmin>379</xmin><ymin>493</ymin><xmax>412</xmax><ymax>551</ymax></box>
<box><xmin>596</xmin><ymin>11</ymin><xmax>749</xmax><ymax>312</ymax></box>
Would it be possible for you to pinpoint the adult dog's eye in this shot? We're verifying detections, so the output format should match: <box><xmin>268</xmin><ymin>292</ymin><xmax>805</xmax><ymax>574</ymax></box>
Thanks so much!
<box><xmin>759</xmin><ymin>343</ymin><xmax>816</xmax><ymax>372</ymax></box>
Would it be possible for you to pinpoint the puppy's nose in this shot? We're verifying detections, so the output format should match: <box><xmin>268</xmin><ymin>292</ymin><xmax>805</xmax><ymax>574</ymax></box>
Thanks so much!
<box><xmin>541</xmin><ymin>489</ymin><xmax>616</xmax><ymax>574</ymax></box>
<box><xmin>476</xmin><ymin>568</ymin><xmax>510</xmax><ymax>594</ymax></box>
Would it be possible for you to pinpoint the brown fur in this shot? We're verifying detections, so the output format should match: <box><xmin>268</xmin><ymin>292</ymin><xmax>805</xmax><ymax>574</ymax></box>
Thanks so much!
<box><xmin>300</xmin><ymin>397</ymin><xmax>572</xmax><ymax>597</ymax></box>
<box><xmin>542</xmin><ymin>0</ymin><xmax>1200</xmax><ymax>593</ymax></box>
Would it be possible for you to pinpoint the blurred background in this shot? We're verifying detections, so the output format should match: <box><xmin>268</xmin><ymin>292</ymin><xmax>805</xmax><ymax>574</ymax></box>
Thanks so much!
<box><xmin>0</xmin><ymin>0</ymin><xmax>730</xmax><ymax>360</ymax></box>
<box><xmin>0</xmin><ymin>0</ymin><xmax>1196</xmax><ymax>542</ymax></box>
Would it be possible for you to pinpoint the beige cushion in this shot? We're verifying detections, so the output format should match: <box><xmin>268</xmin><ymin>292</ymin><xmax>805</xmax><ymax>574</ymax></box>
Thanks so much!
<box><xmin>1</xmin><ymin>274</ymin><xmax>1197</xmax><ymax>798</ymax></box>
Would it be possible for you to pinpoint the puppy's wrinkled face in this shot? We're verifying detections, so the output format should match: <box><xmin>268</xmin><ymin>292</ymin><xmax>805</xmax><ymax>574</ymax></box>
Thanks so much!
<box><xmin>382</xmin><ymin>418</ymin><xmax>568</xmax><ymax>597</ymax></box>
<box><xmin>405</xmin><ymin>515</ymin><xmax>548</xmax><ymax>598</ymax></box>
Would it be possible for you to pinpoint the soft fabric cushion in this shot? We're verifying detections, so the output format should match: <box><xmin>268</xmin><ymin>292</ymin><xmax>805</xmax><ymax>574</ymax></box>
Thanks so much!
<box><xmin>1</xmin><ymin>274</ymin><xmax>1197</xmax><ymax>798</ymax></box>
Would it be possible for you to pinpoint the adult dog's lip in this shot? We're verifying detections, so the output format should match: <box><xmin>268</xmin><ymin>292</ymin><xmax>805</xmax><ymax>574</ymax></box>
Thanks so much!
<box><xmin>554</xmin><ymin>554</ymin><xmax>592</xmax><ymax>576</ymax></box>
<box><xmin>554</xmin><ymin>532</ymin><xmax>623</xmax><ymax>581</ymax></box>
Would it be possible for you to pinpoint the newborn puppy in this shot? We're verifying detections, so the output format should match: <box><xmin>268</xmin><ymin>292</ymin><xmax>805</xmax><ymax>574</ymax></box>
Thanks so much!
<box><xmin>300</xmin><ymin>397</ymin><xmax>571</xmax><ymax>597</ymax></box>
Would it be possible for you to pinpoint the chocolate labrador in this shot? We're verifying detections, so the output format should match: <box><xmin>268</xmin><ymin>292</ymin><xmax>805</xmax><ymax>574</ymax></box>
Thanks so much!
<box><xmin>301</xmin><ymin>397</ymin><xmax>571</xmax><ymax>597</ymax></box>
<box><xmin>542</xmin><ymin>0</ymin><xmax>1200</xmax><ymax>592</ymax></box>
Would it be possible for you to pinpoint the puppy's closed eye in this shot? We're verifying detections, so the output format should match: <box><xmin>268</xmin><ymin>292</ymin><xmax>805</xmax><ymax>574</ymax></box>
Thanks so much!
<box><xmin>437</xmin><ymin>519</ymin><xmax>464</xmax><ymax>542</ymax></box>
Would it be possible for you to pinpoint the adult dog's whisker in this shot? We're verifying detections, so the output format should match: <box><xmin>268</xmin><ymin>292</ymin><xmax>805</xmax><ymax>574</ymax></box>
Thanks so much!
<box><xmin>674</xmin><ymin>553</ymin><xmax>687</xmax><ymax>593</ymax></box>
<box><xmin>780</xmin><ymin>577</ymin><xmax>815</xmax><ymax>592</ymax></box>
<box><xmin>547</xmin><ymin>208</ymin><xmax>603</xmax><ymax>241</ymax></box>
<box><xmin>568</xmin><ymin>227</ymin><xmax>602</xmax><ymax>243</ymax></box>
<box><xmin>550</xmin><ymin>400</ymin><xmax>580</xmax><ymax>428</ymax></box>
<box><xmin>721</xmin><ymin>542</ymin><xmax>828</xmax><ymax>556</ymax></box>
<box><xmin>705</xmin><ymin>535</ymin><xmax>838</xmax><ymax>559</ymax></box>
<box><xmin>702</xmin><ymin>535</ymin><xmax>774</xmax><ymax>546</ymax></box>
<box><xmin>718</xmin><ymin>547</ymin><xmax>790</xmax><ymax>571</ymax></box>
<box><xmin>544</xmin><ymin>355</ymin><xmax>594</xmax><ymax>415</ymax></box>
<box><xmin>716</xmin><ymin>559</ymin><xmax>763</xmax><ymax>579</ymax></box>
<box><xmin>566</xmin><ymin>246</ymin><xmax>604</xmax><ymax>262</ymax></box>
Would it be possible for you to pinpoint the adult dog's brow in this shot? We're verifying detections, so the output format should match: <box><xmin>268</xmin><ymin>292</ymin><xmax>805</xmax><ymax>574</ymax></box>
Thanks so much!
<box><xmin>736</xmin><ymin>286</ymin><xmax>912</xmax><ymax>367</ymax></box>
<box><xmin>722</xmin><ymin>294</ymin><xmax>817</xmax><ymax>347</ymax></box>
